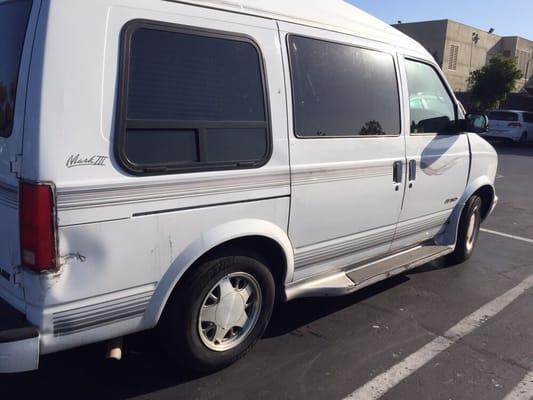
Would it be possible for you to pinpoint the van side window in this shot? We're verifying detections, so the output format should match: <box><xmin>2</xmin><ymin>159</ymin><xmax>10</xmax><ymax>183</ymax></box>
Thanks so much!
<box><xmin>288</xmin><ymin>36</ymin><xmax>400</xmax><ymax>137</ymax></box>
<box><xmin>116</xmin><ymin>22</ymin><xmax>270</xmax><ymax>174</ymax></box>
<box><xmin>0</xmin><ymin>0</ymin><xmax>32</xmax><ymax>138</ymax></box>
<box><xmin>405</xmin><ymin>60</ymin><xmax>457</xmax><ymax>134</ymax></box>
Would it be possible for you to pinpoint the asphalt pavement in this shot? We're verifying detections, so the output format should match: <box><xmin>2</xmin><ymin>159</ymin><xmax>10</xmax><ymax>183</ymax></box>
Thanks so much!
<box><xmin>1</xmin><ymin>143</ymin><xmax>532</xmax><ymax>400</ymax></box>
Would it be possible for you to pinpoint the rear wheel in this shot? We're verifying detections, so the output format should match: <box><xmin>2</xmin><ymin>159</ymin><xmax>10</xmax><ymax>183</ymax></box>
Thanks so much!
<box><xmin>447</xmin><ymin>195</ymin><xmax>482</xmax><ymax>265</ymax></box>
<box><xmin>160</xmin><ymin>254</ymin><xmax>275</xmax><ymax>372</ymax></box>
<box><xmin>519</xmin><ymin>132</ymin><xmax>527</xmax><ymax>144</ymax></box>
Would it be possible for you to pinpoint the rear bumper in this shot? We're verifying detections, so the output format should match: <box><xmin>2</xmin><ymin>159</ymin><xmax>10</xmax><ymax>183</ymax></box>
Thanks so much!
<box><xmin>0</xmin><ymin>297</ymin><xmax>39</xmax><ymax>373</ymax></box>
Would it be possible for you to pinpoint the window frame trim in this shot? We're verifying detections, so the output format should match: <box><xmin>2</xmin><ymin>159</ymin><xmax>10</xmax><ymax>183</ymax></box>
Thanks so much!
<box><xmin>115</xmin><ymin>19</ymin><xmax>273</xmax><ymax>176</ymax></box>
<box><xmin>286</xmin><ymin>33</ymin><xmax>403</xmax><ymax>139</ymax></box>
<box><xmin>403</xmin><ymin>56</ymin><xmax>460</xmax><ymax>137</ymax></box>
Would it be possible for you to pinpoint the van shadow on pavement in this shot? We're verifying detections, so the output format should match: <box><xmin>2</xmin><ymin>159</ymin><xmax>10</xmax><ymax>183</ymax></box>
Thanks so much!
<box><xmin>0</xmin><ymin>268</ymin><xmax>427</xmax><ymax>399</ymax></box>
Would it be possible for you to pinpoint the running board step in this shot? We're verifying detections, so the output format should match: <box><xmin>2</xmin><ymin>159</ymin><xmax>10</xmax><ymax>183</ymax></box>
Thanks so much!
<box><xmin>285</xmin><ymin>244</ymin><xmax>453</xmax><ymax>300</ymax></box>
<box><xmin>346</xmin><ymin>245</ymin><xmax>453</xmax><ymax>286</ymax></box>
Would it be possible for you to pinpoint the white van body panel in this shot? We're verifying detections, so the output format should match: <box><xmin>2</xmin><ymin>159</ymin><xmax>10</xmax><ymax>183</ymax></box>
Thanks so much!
<box><xmin>0</xmin><ymin>0</ymin><xmax>42</xmax><ymax>308</ymax></box>
<box><xmin>25</xmin><ymin>197</ymin><xmax>290</xmax><ymax>354</ymax></box>
<box><xmin>468</xmin><ymin>134</ymin><xmax>498</xmax><ymax>186</ymax></box>
<box><xmin>24</xmin><ymin>0</ymin><xmax>290</xmax><ymax>209</ymax></box>
<box><xmin>0</xmin><ymin>0</ymin><xmax>498</xmax><ymax>372</ymax></box>
<box><xmin>392</xmin><ymin>133</ymin><xmax>471</xmax><ymax>250</ymax></box>
<box><xmin>437</xmin><ymin>133</ymin><xmax>498</xmax><ymax>247</ymax></box>
<box><xmin>21</xmin><ymin>0</ymin><xmax>291</xmax><ymax>355</ymax></box>
<box><xmin>175</xmin><ymin>0</ymin><xmax>430</xmax><ymax>57</ymax></box>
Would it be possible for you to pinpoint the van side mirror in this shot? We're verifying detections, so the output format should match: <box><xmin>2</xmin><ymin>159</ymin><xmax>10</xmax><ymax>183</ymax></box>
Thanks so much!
<box><xmin>465</xmin><ymin>113</ymin><xmax>488</xmax><ymax>133</ymax></box>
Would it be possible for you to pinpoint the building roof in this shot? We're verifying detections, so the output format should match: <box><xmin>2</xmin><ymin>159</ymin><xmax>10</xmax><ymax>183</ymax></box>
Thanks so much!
<box><xmin>394</xmin><ymin>19</ymin><xmax>532</xmax><ymax>42</ymax></box>
<box><xmin>174</xmin><ymin>0</ymin><xmax>429</xmax><ymax>55</ymax></box>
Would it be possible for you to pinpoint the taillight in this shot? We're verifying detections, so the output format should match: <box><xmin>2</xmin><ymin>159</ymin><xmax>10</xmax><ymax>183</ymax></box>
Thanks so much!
<box><xmin>19</xmin><ymin>182</ymin><xmax>57</xmax><ymax>272</ymax></box>
<box><xmin>508</xmin><ymin>122</ymin><xmax>522</xmax><ymax>128</ymax></box>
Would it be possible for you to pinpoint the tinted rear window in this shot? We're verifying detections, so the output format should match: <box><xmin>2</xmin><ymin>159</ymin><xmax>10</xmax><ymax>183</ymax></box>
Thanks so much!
<box><xmin>116</xmin><ymin>23</ymin><xmax>270</xmax><ymax>174</ymax></box>
<box><xmin>127</xmin><ymin>28</ymin><xmax>266</xmax><ymax>122</ymax></box>
<box><xmin>487</xmin><ymin>112</ymin><xmax>519</xmax><ymax>122</ymax></box>
<box><xmin>288</xmin><ymin>35</ymin><xmax>400</xmax><ymax>137</ymax></box>
<box><xmin>0</xmin><ymin>0</ymin><xmax>32</xmax><ymax>138</ymax></box>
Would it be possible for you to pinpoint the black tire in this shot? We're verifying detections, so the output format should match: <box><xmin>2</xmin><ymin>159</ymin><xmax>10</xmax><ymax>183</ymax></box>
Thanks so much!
<box><xmin>520</xmin><ymin>132</ymin><xmax>527</xmax><ymax>144</ymax></box>
<box><xmin>160</xmin><ymin>254</ymin><xmax>275</xmax><ymax>373</ymax></box>
<box><xmin>447</xmin><ymin>195</ymin><xmax>482</xmax><ymax>265</ymax></box>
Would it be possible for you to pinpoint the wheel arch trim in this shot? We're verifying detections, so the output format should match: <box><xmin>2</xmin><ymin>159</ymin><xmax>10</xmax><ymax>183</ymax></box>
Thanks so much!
<box><xmin>142</xmin><ymin>219</ymin><xmax>294</xmax><ymax>328</ymax></box>
<box><xmin>436</xmin><ymin>176</ymin><xmax>496</xmax><ymax>247</ymax></box>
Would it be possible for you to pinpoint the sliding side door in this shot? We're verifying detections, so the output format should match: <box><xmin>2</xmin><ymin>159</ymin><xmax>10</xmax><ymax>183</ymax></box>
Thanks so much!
<box><xmin>279</xmin><ymin>22</ymin><xmax>406</xmax><ymax>280</ymax></box>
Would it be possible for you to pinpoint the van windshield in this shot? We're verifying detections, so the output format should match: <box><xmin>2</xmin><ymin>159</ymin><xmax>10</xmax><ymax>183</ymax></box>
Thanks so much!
<box><xmin>0</xmin><ymin>0</ymin><xmax>32</xmax><ymax>138</ymax></box>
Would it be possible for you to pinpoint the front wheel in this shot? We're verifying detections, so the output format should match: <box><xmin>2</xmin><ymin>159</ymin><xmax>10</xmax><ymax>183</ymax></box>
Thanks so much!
<box><xmin>447</xmin><ymin>195</ymin><xmax>482</xmax><ymax>265</ymax></box>
<box><xmin>160</xmin><ymin>254</ymin><xmax>275</xmax><ymax>372</ymax></box>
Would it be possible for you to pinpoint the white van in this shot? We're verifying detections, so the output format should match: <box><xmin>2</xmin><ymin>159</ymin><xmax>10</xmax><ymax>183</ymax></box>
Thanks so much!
<box><xmin>0</xmin><ymin>0</ymin><xmax>498</xmax><ymax>373</ymax></box>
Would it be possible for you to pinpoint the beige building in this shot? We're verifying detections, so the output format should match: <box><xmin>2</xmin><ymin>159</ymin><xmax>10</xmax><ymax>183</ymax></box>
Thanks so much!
<box><xmin>394</xmin><ymin>20</ymin><xmax>533</xmax><ymax>93</ymax></box>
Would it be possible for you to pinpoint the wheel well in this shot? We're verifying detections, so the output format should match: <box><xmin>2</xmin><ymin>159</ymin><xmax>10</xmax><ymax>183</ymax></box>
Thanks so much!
<box><xmin>178</xmin><ymin>236</ymin><xmax>288</xmax><ymax>301</ymax></box>
<box><xmin>473</xmin><ymin>185</ymin><xmax>494</xmax><ymax>220</ymax></box>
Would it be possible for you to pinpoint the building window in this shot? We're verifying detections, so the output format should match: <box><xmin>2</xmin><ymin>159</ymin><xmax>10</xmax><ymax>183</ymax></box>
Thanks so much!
<box><xmin>115</xmin><ymin>22</ymin><xmax>271</xmax><ymax>175</ymax></box>
<box><xmin>517</xmin><ymin>50</ymin><xmax>528</xmax><ymax>74</ymax></box>
<box><xmin>448</xmin><ymin>44</ymin><xmax>459</xmax><ymax>71</ymax></box>
<box><xmin>288</xmin><ymin>35</ymin><xmax>401</xmax><ymax>137</ymax></box>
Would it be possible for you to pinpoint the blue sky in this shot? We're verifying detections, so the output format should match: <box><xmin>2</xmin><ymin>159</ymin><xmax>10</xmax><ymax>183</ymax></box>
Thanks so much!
<box><xmin>349</xmin><ymin>1</ymin><xmax>533</xmax><ymax>39</ymax></box>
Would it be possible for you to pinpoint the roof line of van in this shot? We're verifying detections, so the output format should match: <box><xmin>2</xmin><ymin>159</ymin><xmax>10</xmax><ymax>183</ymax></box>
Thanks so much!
<box><xmin>163</xmin><ymin>0</ymin><xmax>431</xmax><ymax>57</ymax></box>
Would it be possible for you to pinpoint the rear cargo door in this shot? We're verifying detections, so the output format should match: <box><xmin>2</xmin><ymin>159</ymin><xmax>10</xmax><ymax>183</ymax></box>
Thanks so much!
<box><xmin>0</xmin><ymin>0</ymin><xmax>38</xmax><ymax>305</ymax></box>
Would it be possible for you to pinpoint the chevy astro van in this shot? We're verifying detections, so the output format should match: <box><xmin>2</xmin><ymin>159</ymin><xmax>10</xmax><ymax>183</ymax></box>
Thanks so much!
<box><xmin>0</xmin><ymin>0</ymin><xmax>497</xmax><ymax>373</ymax></box>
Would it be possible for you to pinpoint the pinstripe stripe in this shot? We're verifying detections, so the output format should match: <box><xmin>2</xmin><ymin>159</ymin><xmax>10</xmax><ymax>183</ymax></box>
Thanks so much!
<box><xmin>395</xmin><ymin>214</ymin><xmax>448</xmax><ymax>239</ymax></box>
<box><xmin>55</xmin><ymin>163</ymin><xmax>391</xmax><ymax>211</ymax></box>
<box><xmin>294</xmin><ymin>213</ymin><xmax>449</xmax><ymax>269</ymax></box>
<box><xmin>291</xmin><ymin>163</ymin><xmax>390</xmax><ymax>186</ymax></box>
<box><xmin>56</xmin><ymin>170</ymin><xmax>290</xmax><ymax>211</ymax></box>
<box><xmin>294</xmin><ymin>228</ymin><xmax>395</xmax><ymax>269</ymax></box>
<box><xmin>52</xmin><ymin>290</ymin><xmax>153</xmax><ymax>337</ymax></box>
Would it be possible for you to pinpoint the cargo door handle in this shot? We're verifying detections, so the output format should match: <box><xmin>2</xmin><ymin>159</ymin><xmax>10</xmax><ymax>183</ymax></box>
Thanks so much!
<box><xmin>393</xmin><ymin>161</ymin><xmax>403</xmax><ymax>191</ymax></box>
<box><xmin>408</xmin><ymin>160</ymin><xmax>417</xmax><ymax>188</ymax></box>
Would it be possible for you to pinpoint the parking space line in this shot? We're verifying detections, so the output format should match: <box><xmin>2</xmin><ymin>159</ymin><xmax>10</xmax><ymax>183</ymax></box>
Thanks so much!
<box><xmin>503</xmin><ymin>371</ymin><xmax>533</xmax><ymax>400</ymax></box>
<box><xmin>480</xmin><ymin>228</ymin><xmax>533</xmax><ymax>245</ymax></box>
<box><xmin>343</xmin><ymin>274</ymin><xmax>533</xmax><ymax>400</ymax></box>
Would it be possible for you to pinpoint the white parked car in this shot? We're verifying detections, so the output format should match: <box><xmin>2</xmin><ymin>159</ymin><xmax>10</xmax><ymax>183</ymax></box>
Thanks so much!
<box><xmin>0</xmin><ymin>0</ymin><xmax>498</xmax><ymax>373</ymax></box>
<box><xmin>485</xmin><ymin>110</ymin><xmax>533</xmax><ymax>143</ymax></box>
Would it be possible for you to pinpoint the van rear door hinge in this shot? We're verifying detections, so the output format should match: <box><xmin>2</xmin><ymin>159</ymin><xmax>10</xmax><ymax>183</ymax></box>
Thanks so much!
<box><xmin>10</xmin><ymin>155</ymin><xmax>22</xmax><ymax>177</ymax></box>
<box><xmin>12</xmin><ymin>266</ymin><xmax>23</xmax><ymax>289</ymax></box>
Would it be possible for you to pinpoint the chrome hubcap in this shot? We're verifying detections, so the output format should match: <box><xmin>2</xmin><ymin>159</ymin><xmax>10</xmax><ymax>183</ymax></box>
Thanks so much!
<box><xmin>466</xmin><ymin>208</ymin><xmax>479</xmax><ymax>252</ymax></box>
<box><xmin>198</xmin><ymin>272</ymin><xmax>261</xmax><ymax>352</ymax></box>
